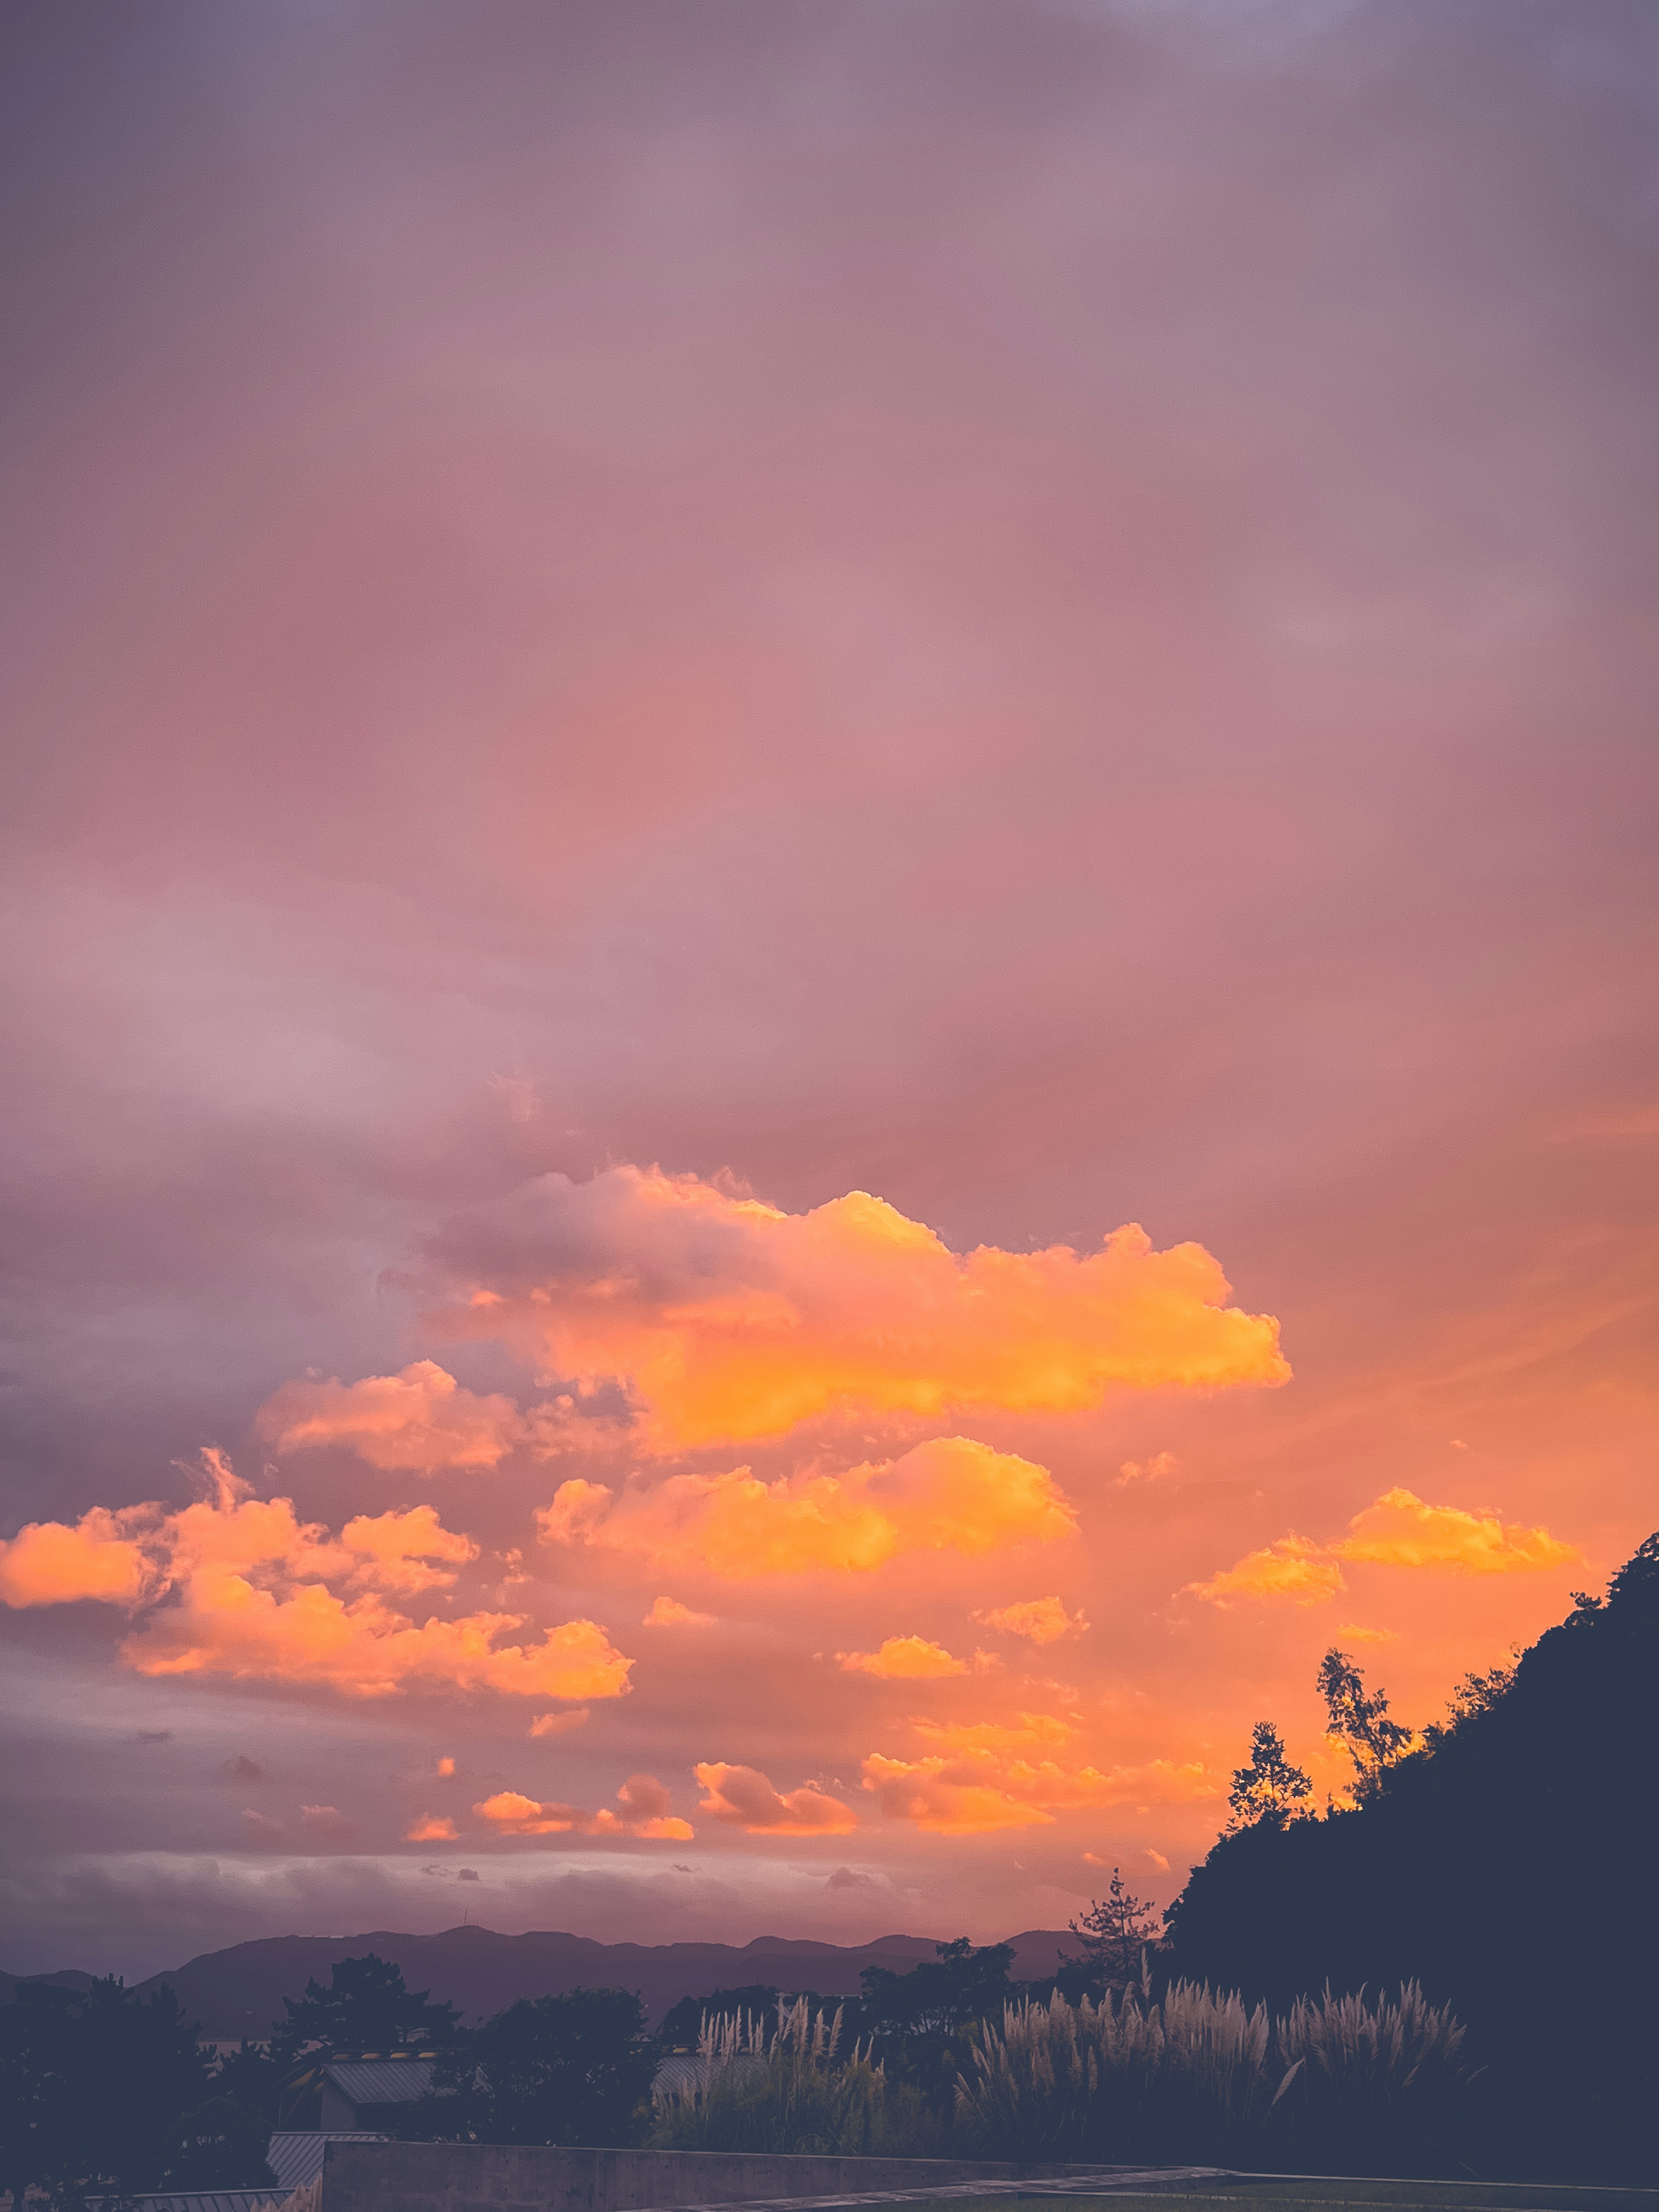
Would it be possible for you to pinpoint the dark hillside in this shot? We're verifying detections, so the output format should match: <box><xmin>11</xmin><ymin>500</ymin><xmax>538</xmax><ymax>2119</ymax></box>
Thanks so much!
<box><xmin>0</xmin><ymin>1926</ymin><xmax>1068</xmax><ymax>2040</ymax></box>
<box><xmin>1165</xmin><ymin>1533</ymin><xmax>1659</xmax><ymax>2181</ymax></box>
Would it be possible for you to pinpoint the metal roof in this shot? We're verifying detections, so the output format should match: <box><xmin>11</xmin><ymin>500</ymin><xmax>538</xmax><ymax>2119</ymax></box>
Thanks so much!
<box><xmin>86</xmin><ymin>2193</ymin><xmax>277</xmax><ymax>2212</ymax></box>
<box><xmin>321</xmin><ymin>2055</ymin><xmax>437</xmax><ymax>2104</ymax></box>
<box><xmin>652</xmin><ymin>2051</ymin><xmax>766</xmax><ymax>2101</ymax></box>
<box><xmin>267</xmin><ymin>2131</ymin><xmax>385</xmax><ymax>2189</ymax></box>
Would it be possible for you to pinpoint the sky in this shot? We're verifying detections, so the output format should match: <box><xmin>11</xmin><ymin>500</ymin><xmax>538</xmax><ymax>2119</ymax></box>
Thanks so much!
<box><xmin>1</xmin><ymin>0</ymin><xmax>1656</xmax><ymax>1983</ymax></box>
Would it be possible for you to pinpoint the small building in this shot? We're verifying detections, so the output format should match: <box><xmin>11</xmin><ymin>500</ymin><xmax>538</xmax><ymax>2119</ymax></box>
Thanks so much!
<box><xmin>318</xmin><ymin>2055</ymin><xmax>439</xmax><ymax>2130</ymax></box>
<box><xmin>267</xmin><ymin>2130</ymin><xmax>386</xmax><ymax>2190</ymax></box>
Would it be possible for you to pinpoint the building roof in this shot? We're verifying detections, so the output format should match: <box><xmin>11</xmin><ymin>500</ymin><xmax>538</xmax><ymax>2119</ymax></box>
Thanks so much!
<box><xmin>268</xmin><ymin>2130</ymin><xmax>386</xmax><ymax>2190</ymax></box>
<box><xmin>87</xmin><ymin>2193</ymin><xmax>276</xmax><ymax>2212</ymax></box>
<box><xmin>652</xmin><ymin>2051</ymin><xmax>766</xmax><ymax>2101</ymax></box>
<box><xmin>321</xmin><ymin>2055</ymin><xmax>437</xmax><ymax>2105</ymax></box>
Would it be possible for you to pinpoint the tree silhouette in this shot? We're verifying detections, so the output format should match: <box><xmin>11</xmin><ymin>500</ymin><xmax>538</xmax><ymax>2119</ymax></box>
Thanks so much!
<box><xmin>1226</xmin><ymin>1720</ymin><xmax>1313</xmax><ymax>1830</ymax></box>
<box><xmin>1316</xmin><ymin>1647</ymin><xmax>1414</xmax><ymax>1802</ymax></box>
<box><xmin>419</xmin><ymin>1987</ymin><xmax>656</xmax><ymax>2145</ymax></box>
<box><xmin>1064</xmin><ymin>1867</ymin><xmax>1160</xmax><ymax>1993</ymax></box>
<box><xmin>271</xmin><ymin>1951</ymin><xmax>460</xmax><ymax>2067</ymax></box>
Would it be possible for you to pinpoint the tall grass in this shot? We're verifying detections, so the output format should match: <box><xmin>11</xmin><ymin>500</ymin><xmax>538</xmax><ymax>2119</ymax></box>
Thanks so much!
<box><xmin>957</xmin><ymin>1978</ymin><xmax>1284</xmax><ymax>2164</ymax></box>
<box><xmin>958</xmin><ymin>1978</ymin><xmax>1473</xmax><ymax>2172</ymax></box>
<box><xmin>1270</xmin><ymin>1982</ymin><xmax>1472</xmax><ymax>2171</ymax></box>
<box><xmin>649</xmin><ymin>1996</ymin><xmax>932</xmax><ymax>2157</ymax></box>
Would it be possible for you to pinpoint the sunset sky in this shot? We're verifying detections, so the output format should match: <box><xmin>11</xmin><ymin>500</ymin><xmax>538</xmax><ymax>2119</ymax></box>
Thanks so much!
<box><xmin>2</xmin><ymin>0</ymin><xmax>1656</xmax><ymax>1981</ymax></box>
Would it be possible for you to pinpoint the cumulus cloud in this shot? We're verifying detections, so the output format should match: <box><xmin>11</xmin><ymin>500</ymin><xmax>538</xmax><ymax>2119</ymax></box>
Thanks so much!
<box><xmin>432</xmin><ymin>1166</ymin><xmax>1289</xmax><ymax>1451</ymax></box>
<box><xmin>257</xmin><ymin>1360</ymin><xmax>528</xmax><ymax>1473</ymax></box>
<box><xmin>1332</xmin><ymin>1487</ymin><xmax>1578</xmax><ymax>1573</ymax></box>
<box><xmin>0</xmin><ymin>1452</ymin><xmax>634</xmax><ymax>1703</ymax></box>
<box><xmin>0</xmin><ymin>1506</ymin><xmax>153</xmax><ymax>1608</ymax></box>
<box><xmin>1185</xmin><ymin>1534</ymin><xmax>1346</xmax><ymax>1607</ymax></box>
<box><xmin>837</xmin><ymin>1636</ymin><xmax>968</xmax><ymax>1679</ymax></box>
<box><xmin>1189</xmin><ymin>1489</ymin><xmax>1578</xmax><ymax>1608</ymax></box>
<box><xmin>693</xmin><ymin>1762</ymin><xmax>858</xmax><ymax>1834</ymax></box>
<box><xmin>537</xmin><ymin>1436</ymin><xmax>1075</xmax><ymax>1579</ymax></box>
<box><xmin>407</xmin><ymin>1815</ymin><xmax>458</xmax><ymax>1841</ymax></box>
<box><xmin>474</xmin><ymin>1773</ymin><xmax>693</xmax><ymax>1840</ymax></box>
<box><xmin>643</xmin><ymin>1596</ymin><xmax>717</xmax><ymax>1627</ymax></box>
<box><xmin>975</xmin><ymin>1595</ymin><xmax>1087</xmax><ymax>1643</ymax></box>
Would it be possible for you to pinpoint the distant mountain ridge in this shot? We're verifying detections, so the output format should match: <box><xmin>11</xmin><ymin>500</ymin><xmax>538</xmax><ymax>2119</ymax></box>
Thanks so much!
<box><xmin>2</xmin><ymin>1926</ymin><xmax>1072</xmax><ymax>2040</ymax></box>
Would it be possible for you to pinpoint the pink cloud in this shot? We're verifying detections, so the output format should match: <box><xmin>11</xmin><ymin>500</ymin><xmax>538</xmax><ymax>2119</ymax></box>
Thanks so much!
<box><xmin>693</xmin><ymin>1762</ymin><xmax>858</xmax><ymax>1835</ymax></box>
<box><xmin>258</xmin><ymin>1360</ymin><xmax>528</xmax><ymax>1473</ymax></box>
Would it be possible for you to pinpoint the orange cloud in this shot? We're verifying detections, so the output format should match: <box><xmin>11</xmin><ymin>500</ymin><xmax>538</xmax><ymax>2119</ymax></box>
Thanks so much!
<box><xmin>693</xmin><ymin>1762</ymin><xmax>858</xmax><ymax>1834</ymax></box>
<box><xmin>475</xmin><ymin>1773</ymin><xmax>693</xmax><ymax>1840</ymax></box>
<box><xmin>338</xmin><ymin>1505</ymin><xmax>478</xmax><ymax>1592</ymax></box>
<box><xmin>975</xmin><ymin>1595</ymin><xmax>1087</xmax><ymax>1643</ymax></box>
<box><xmin>537</xmin><ymin>1436</ymin><xmax>1076</xmax><ymax>1578</ymax></box>
<box><xmin>837</xmin><ymin>1636</ymin><xmax>968</xmax><ymax>1678</ymax></box>
<box><xmin>0</xmin><ymin>1452</ymin><xmax>634</xmax><ymax>1703</ymax></box>
<box><xmin>257</xmin><ymin>1360</ymin><xmax>528</xmax><ymax>1472</ymax></box>
<box><xmin>0</xmin><ymin>1506</ymin><xmax>153</xmax><ymax>1608</ymax></box>
<box><xmin>435</xmin><ymin>1166</ymin><xmax>1290</xmax><ymax>1451</ymax></box>
<box><xmin>407</xmin><ymin>1814</ymin><xmax>458</xmax><ymax>1841</ymax></box>
<box><xmin>861</xmin><ymin>1741</ymin><xmax>1220</xmax><ymax>1834</ymax></box>
<box><xmin>1332</xmin><ymin>1487</ymin><xmax>1579</xmax><ymax>1573</ymax></box>
<box><xmin>643</xmin><ymin>1595</ymin><xmax>717</xmax><ymax>1627</ymax></box>
<box><xmin>1185</xmin><ymin>1533</ymin><xmax>1346</xmax><ymax>1607</ymax></box>
<box><xmin>1338</xmin><ymin>1623</ymin><xmax>1398</xmax><ymax>1643</ymax></box>
<box><xmin>1188</xmin><ymin>1489</ymin><xmax>1580</xmax><ymax>1612</ymax></box>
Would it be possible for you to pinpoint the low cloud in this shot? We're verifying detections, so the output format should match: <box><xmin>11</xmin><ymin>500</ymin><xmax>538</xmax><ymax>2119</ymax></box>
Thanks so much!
<box><xmin>693</xmin><ymin>1762</ymin><xmax>857</xmax><ymax>1834</ymax></box>
<box><xmin>432</xmin><ymin>1166</ymin><xmax>1290</xmax><ymax>1452</ymax></box>
<box><xmin>975</xmin><ymin>1596</ymin><xmax>1087</xmax><ymax>1644</ymax></box>
<box><xmin>0</xmin><ymin>1452</ymin><xmax>634</xmax><ymax>1704</ymax></box>
<box><xmin>407</xmin><ymin>1814</ymin><xmax>458</xmax><ymax>1841</ymax></box>
<box><xmin>474</xmin><ymin>1773</ymin><xmax>693</xmax><ymax>1840</ymax></box>
<box><xmin>837</xmin><ymin>1636</ymin><xmax>969</xmax><ymax>1679</ymax></box>
<box><xmin>825</xmin><ymin>1866</ymin><xmax>883</xmax><ymax>1889</ymax></box>
<box><xmin>538</xmin><ymin>1436</ymin><xmax>1075</xmax><ymax>1579</ymax></box>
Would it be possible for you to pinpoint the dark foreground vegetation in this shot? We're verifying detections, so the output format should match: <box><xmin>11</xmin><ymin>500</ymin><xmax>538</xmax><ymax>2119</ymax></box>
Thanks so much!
<box><xmin>2</xmin><ymin>1533</ymin><xmax>1652</xmax><ymax>2201</ymax></box>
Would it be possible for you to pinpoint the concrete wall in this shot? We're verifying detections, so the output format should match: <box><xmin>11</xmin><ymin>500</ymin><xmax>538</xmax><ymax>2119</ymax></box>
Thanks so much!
<box><xmin>320</xmin><ymin>2139</ymin><xmax>1064</xmax><ymax>2212</ymax></box>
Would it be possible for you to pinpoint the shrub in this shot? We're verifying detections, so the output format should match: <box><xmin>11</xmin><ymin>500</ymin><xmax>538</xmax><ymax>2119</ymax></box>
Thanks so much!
<box><xmin>957</xmin><ymin>1980</ymin><xmax>1283</xmax><ymax>2164</ymax></box>
<box><xmin>1267</xmin><ymin>1981</ymin><xmax>1474</xmax><ymax>2173</ymax></box>
<box><xmin>650</xmin><ymin>1996</ymin><xmax>934</xmax><ymax>2156</ymax></box>
<box><xmin>958</xmin><ymin>1980</ymin><xmax>1473</xmax><ymax>2172</ymax></box>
